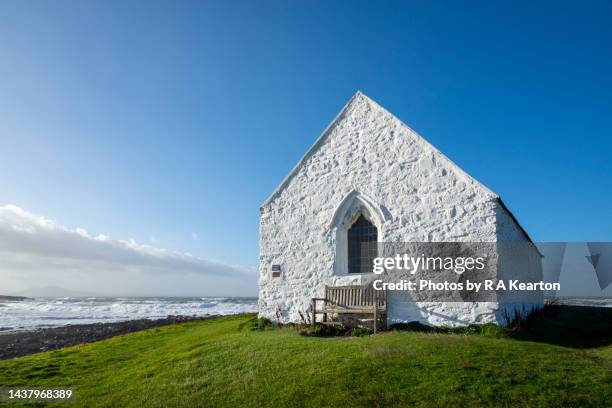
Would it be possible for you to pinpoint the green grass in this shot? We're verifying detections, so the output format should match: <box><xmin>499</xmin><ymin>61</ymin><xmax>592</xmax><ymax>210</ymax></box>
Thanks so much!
<box><xmin>0</xmin><ymin>309</ymin><xmax>610</xmax><ymax>408</ymax></box>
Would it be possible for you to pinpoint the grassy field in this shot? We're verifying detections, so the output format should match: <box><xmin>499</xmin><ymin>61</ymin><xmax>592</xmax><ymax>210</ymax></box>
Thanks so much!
<box><xmin>0</xmin><ymin>307</ymin><xmax>610</xmax><ymax>407</ymax></box>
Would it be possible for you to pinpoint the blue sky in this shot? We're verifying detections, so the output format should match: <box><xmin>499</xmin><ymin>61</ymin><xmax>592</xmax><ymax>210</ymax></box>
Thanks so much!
<box><xmin>1</xmin><ymin>1</ymin><xmax>611</xmax><ymax>294</ymax></box>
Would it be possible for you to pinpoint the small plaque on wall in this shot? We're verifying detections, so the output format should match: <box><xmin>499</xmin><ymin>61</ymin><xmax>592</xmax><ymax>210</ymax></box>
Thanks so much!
<box><xmin>271</xmin><ymin>264</ymin><xmax>281</xmax><ymax>278</ymax></box>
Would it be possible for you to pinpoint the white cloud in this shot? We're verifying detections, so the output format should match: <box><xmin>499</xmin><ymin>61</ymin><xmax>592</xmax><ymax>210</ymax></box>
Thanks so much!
<box><xmin>0</xmin><ymin>205</ymin><xmax>257</xmax><ymax>296</ymax></box>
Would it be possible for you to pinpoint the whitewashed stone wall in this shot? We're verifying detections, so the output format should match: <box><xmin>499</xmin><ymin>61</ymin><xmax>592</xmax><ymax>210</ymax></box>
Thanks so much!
<box><xmin>259</xmin><ymin>92</ymin><xmax>542</xmax><ymax>327</ymax></box>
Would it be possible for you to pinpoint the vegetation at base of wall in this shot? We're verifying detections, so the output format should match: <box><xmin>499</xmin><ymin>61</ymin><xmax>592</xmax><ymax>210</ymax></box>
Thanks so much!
<box><xmin>390</xmin><ymin>321</ymin><xmax>508</xmax><ymax>337</ymax></box>
<box><xmin>350</xmin><ymin>326</ymin><xmax>373</xmax><ymax>337</ymax></box>
<box><xmin>298</xmin><ymin>323</ymin><xmax>374</xmax><ymax>337</ymax></box>
<box><xmin>0</xmin><ymin>307</ymin><xmax>610</xmax><ymax>408</ymax></box>
<box><xmin>292</xmin><ymin>304</ymin><xmax>565</xmax><ymax>338</ymax></box>
<box><xmin>301</xmin><ymin>323</ymin><xmax>347</xmax><ymax>337</ymax></box>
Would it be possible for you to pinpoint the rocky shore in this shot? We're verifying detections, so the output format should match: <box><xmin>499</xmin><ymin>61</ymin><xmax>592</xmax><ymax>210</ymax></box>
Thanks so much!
<box><xmin>0</xmin><ymin>314</ymin><xmax>219</xmax><ymax>360</ymax></box>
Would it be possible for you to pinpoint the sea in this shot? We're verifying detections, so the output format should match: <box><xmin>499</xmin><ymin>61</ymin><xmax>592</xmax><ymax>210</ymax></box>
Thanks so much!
<box><xmin>0</xmin><ymin>296</ymin><xmax>258</xmax><ymax>332</ymax></box>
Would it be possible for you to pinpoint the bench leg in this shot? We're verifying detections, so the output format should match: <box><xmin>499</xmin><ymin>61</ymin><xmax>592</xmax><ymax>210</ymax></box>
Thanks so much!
<box><xmin>373</xmin><ymin>307</ymin><xmax>378</xmax><ymax>334</ymax></box>
<box><xmin>312</xmin><ymin>300</ymin><xmax>316</xmax><ymax>326</ymax></box>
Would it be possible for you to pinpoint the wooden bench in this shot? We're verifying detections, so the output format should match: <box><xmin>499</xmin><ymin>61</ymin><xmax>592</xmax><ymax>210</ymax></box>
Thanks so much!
<box><xmin>312</xmin><ymin>285</ymin><xmax>387</xmax><ymax>333</ymax></box>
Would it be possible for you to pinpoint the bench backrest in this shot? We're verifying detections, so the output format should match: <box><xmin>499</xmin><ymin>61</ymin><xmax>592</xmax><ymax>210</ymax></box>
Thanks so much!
<box><xmin>325</xmin><ymin>285</ymin><xmax>387</xmax><ymax>308</ymax></box>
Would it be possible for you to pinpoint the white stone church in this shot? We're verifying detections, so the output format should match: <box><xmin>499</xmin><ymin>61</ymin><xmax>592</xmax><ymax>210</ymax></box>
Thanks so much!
<box><xmin>259</xmin><ymin>92</ymin><xmax>543</xmax><ymax>327</ymax></box>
